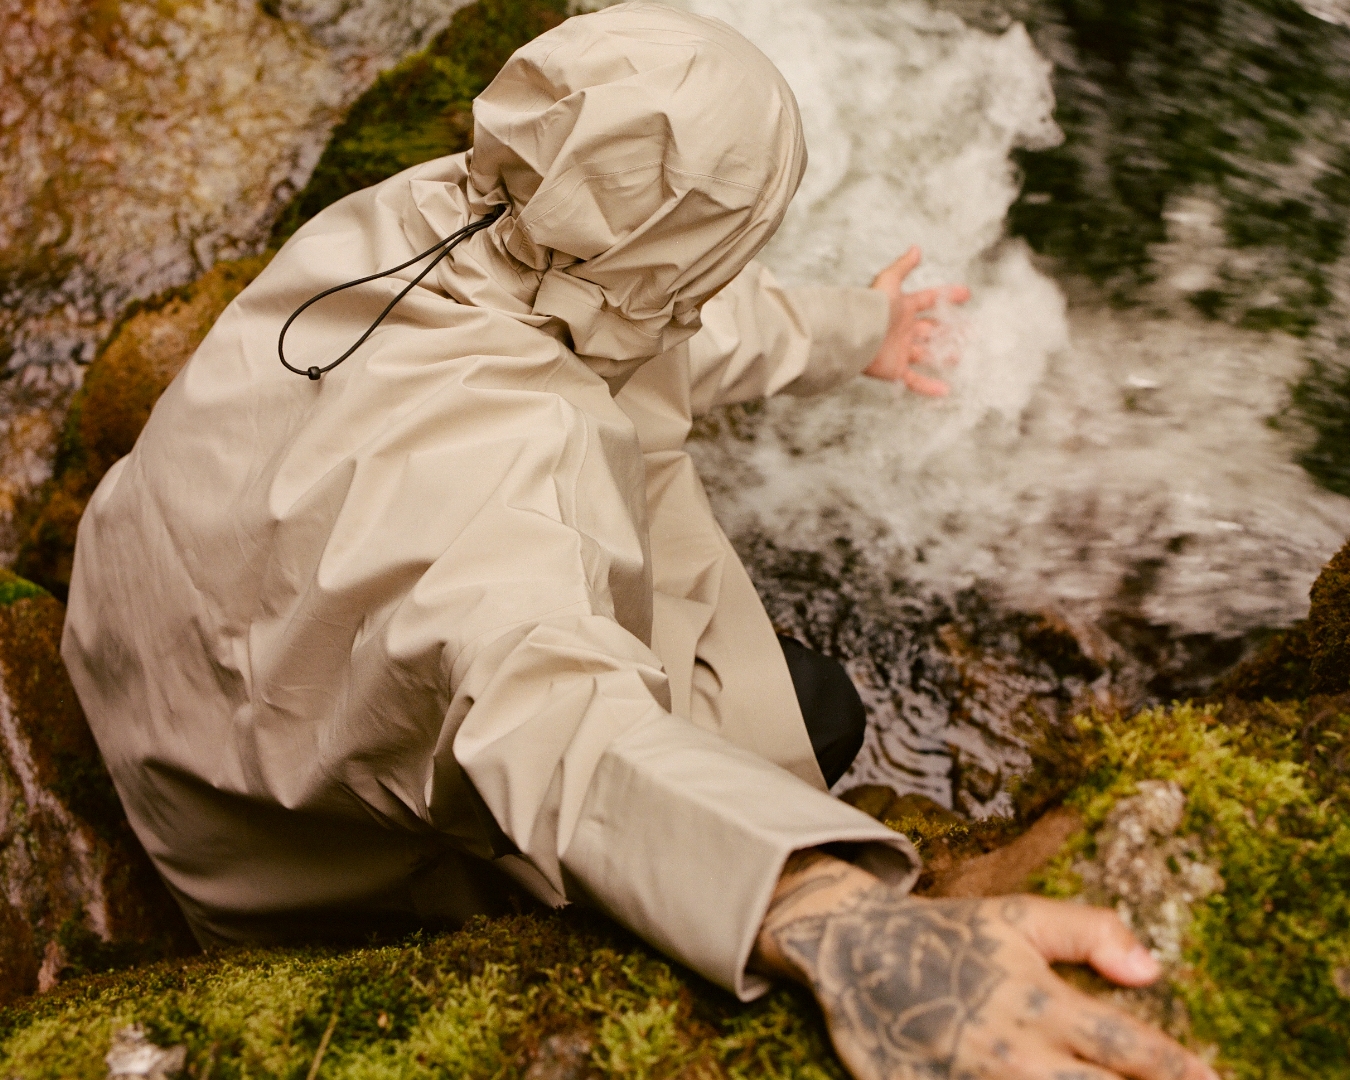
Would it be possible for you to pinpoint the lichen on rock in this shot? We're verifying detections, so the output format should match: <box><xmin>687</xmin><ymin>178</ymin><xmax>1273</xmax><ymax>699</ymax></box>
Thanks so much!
<box><xmin>1069</xmin><ymin>780</ymin><xmax>1223</xmax><ymax>966</ymax></box>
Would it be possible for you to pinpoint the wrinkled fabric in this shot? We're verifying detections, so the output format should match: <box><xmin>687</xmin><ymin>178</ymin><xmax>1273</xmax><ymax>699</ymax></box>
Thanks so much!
<box><xmin>61</xmin><ymin>2</ymin><xmax>913</xmax><ymax>999</ymax></box>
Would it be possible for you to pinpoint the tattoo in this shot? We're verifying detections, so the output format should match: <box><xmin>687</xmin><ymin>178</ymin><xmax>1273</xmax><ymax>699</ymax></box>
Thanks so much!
<box><xmin>1076</xmin><ymin>1014</ymin><xmax>1136</xmax><ymax>1066</ymax></box>
<box><xmin>991</xmin><ymin>1039</ymin><xmax>1011</xmax><ymax>1061</ymax></box>
<box><xmin>766</xmin><ymin>851</ymin><xmax>852</xmax><ymax>921</ymax></box>
<box><xmin>1054</xmin><ymin>1072</ymin><xmax>1099</xmax><ymax>1080</ymax></box>
<box><xmin>773</xmin><ymin>888</ymin><xmax>1006</xmax><ymax>1076</ymax></box>
<box><xmin>1025</xmin><ymin>987</ymin><xmax>1050</xmax><ymax>1016</ymax></box>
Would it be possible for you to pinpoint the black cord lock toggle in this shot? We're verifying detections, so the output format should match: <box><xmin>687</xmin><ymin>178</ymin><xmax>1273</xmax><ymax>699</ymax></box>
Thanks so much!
<box><xmin>278</xmin><ymin>203</ymin><xmax>508</xmax><ymax>380</ymax></box>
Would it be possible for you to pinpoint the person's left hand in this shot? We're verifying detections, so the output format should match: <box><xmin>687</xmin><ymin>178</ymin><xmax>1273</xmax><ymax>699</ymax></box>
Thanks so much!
<box><xmin>865</xmin><ymin>246</ymin><xmax>970</xmax><ymax>396</ymax></box>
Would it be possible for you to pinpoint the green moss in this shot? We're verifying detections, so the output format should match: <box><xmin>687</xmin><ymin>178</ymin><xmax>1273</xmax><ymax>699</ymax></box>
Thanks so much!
<box><xmin>1029</xmin><ymin>703</ymin><xmax>1350</xmax><ymax>1079</ymax></box>
<box><xmin>0</xmin><ymin>571</ymin><xmax>47</xmax><ymax>607</ymax></box>
<box><xmin>1308</xmin><ymin>538</ymin><xmax>1350</xmax><ymax>695</ymax></box>
<box><xmin>270</xmin><ymin>0</ymin><xmax>568</xmax><ymax>243</ymax></box>
<box><xmin>0</xmin><ymin>912</ymin><xmax>844</xmax><ymax>1080</ymax></box>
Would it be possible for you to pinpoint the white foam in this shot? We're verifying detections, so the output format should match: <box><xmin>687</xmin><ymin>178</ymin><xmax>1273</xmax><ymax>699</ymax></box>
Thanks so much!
<box><xmin>681</xmin><ymin>0</ymin><xmax>1350</xmax><ymax>640</ymax></box>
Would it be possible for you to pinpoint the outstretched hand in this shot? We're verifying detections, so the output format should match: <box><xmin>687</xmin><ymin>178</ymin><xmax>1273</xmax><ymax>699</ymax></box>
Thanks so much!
<box><xmin>753</xmin><ymin>852</ymin><xmax>1220</xmax><ymax>1080</ymax></box>
<box><xmin>865</xmin><ymin>246</ymin><xmax>970</xmax><ymax>396</ymax></box>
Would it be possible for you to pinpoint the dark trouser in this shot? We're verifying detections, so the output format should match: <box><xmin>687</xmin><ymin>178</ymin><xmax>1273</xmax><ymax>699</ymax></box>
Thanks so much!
<box><xmin>777</xmin><ymin>636</ymin><xmax>867</xmax><ymax>788</ymax></box>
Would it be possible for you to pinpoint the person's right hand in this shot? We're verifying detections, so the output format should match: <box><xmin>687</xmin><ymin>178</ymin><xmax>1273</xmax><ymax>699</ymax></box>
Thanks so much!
<box><xmin>754</xmin><ymin>852</ymin><xmax>1221</xmax><ymax>1080</ymax></box>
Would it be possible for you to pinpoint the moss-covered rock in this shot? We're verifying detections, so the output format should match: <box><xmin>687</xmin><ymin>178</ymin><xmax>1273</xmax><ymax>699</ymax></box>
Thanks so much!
<box><xmin>1309</xmin><ymin>537</ymin><xmax>1350</xmax><ymax>695</ymax></box>
<box><xmin>1028</xmin><ymin>702</ymin><xmax>1350</xmax><ymax>1080</ymax></box>
<box><xmin>270</xmin><ymin>0</ymin><xmax>568</xmax><ymax>244</ymax></box>
<box><xmin>0</xmin><ymin>911</ymin><xmax>844</xmax><ymax>1080</ymax></box>
<box><xmin>0</xmin><ymin>569</ymin><xmax>193</xmax><ymax>1005</ymax></box>
<box><xmin>1211</xmin><ymin>534</ymin><xmax>1350</xmax><ymax>702</ymax></box>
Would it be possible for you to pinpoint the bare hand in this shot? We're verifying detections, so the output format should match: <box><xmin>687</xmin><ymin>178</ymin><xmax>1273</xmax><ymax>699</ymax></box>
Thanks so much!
<box><xmin>865</xmin><ymin>246</ymin><xmax>970</xmax><ymax>396</ymax></box>
<box><xmin>753</xmin><ymin>852</ymin><xmax>1220</xmax><ymax>1080</ymax></box>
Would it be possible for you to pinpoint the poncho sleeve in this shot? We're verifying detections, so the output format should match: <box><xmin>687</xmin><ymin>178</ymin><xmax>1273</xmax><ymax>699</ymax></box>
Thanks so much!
<box><xmin>453</xmin><ymin>618</ymin><xmax>919</xmax><ymax>999</ymax></box>
<box><xmin>687</xmin><ymin>261</ymin><xmax>890</xmax><ymax>415</ymax></box>
<box><xmin>436</xmin><ymin>364</ymin><xmax>917</xmax><ymax>1002</ymax></box>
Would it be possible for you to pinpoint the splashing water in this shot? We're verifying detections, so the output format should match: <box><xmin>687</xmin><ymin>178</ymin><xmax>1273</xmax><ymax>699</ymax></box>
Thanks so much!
<box><xmin>676</xmin><ymin>0</ymin><xmax>1350</xmax><ymax>804</ymax></box>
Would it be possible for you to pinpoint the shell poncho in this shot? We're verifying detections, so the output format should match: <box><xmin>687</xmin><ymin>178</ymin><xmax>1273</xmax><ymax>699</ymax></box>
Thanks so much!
<box><xmin>62</xmin><ymin>2</ymin><xmax>917</xmax><ymax>998</ymax></box>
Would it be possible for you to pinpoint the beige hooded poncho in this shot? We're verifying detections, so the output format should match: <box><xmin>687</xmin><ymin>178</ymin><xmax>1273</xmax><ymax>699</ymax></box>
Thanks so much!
<box><xmin>63</xmin><ymin>2</ymin><xmax>917</xmax><ymax>999</ymax></box>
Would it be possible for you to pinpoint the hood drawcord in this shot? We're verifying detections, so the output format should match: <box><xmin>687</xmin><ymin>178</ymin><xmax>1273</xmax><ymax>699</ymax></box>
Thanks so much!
<box><xmin>278</xmin><ymin>204</ymin><xmax>507</xmax><ymax>380</ymax></box>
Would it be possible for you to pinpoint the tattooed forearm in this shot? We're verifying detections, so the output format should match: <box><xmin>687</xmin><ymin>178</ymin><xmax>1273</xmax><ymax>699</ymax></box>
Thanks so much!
<box><xmin>771</xmin><ymin>887</ymin><xmax>1008</xmax><ymax>1078</ymax></box>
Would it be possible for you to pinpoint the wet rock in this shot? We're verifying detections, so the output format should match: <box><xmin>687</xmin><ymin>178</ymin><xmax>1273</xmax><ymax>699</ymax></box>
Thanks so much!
<box><xmin>0</xmin><ymin>0</ymin><xmax>470</xmax><ymax>371</ymax></box>
<box><xmin>0</xmin><ymin>570</ymin><xmax>193</xmax><ymax>1004</ymax></box>
<box><xmin>1210</xmin><ymin>620</ymin><xmax>1313</xmax><ymax>701</ymax></box>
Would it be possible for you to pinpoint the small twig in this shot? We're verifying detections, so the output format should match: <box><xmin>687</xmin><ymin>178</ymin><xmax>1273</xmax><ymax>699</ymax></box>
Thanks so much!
<box><xmin>305</xmin><ymin>1001</ymin><xmax>342</xmax><ymax>1080</ymax></box>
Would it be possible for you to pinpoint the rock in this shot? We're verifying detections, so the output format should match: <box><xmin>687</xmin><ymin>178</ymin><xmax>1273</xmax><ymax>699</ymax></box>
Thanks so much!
<box><xmin>0</xmin><ymin>570</ymin><xmax>193</xmax><ymax>1004</ymax></box>
<box><xmin>0</xmin><ymin>0</ymin><xmax>470</xmax><ymax>376</ymax></box>
<box><xmin>1210</xmin><ymin>533</ymin><xmax>1350</xmax><ymax>701</ymax></box>
<box><xmin>1309</xmin><ymin>537</ymin><xmax>1350</xmax><ymax>695</ymax></box>
<box><xmin>523</xmin><ymin>1032</ymin><xmax>597</xmax><ymax>1080</ymax></box>
<box><xmin>104</xmin><ymin>1026</ymin><xmax>187</xmax><ymax>1080</ymax></box>
<box><xmin>1209</xmin><ymin>621</ymin><xmax>1313</xmax><ymax>701</ymax></box>
<box><xmin>1071</xmin><ymin>780</ymin><xmax>1223</xmax><ymax>965</ymax></box>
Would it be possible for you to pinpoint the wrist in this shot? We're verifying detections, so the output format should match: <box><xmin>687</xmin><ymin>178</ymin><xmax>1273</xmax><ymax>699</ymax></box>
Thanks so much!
<box><xmin>751</xmin><ymin>849</ymin><xmax>879</xmax><ymax>983</ymax></box>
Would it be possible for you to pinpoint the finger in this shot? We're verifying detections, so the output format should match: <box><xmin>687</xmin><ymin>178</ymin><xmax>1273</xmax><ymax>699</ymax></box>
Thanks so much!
<box><xmin>902</xmin><ymin>368</ymin><xmax>949</xmax><ymax>397</ymax></box>
<box><xmin>912</xmin><ymin>321</ymin><xmax>936</xmax><ymax>341</ymax></box>
<box><xmin>1060</xmin><ymin>996</ymin><xmax>1219</xmax><ymax>1080</ymax></box>
<box><xmin>1037</xmin><ymin>1052</ymin><xmax>1122</xmax><ymax>1080</ymax></box>
<box><xmin>872</xmin><ymin>246</ymin><xmax>922</xmax><ymax>292</ymax></box>
<box><xmin>1009</xmin><ymin>897</ymin><xmax>1160</xmax><ymax>986</ymax></box>
<box><xmin>904</xmin><ymin>283</ymin><xmax>972</xmax><ymax>313</ymax></box>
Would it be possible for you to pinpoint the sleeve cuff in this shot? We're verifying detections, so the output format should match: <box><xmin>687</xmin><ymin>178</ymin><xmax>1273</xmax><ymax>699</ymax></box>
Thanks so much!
<box><xmin>562</xmin><ymin>716</ymin><xmax>919</xmax><ymax>1000</ymax></box>
<box><xmin>780</xmin><ymin>286</ymin><xmax>890</xmax><ymax>398</ymax></box>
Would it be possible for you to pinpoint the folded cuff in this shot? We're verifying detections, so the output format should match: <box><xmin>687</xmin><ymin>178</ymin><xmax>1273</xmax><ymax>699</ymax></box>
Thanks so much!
<box><xmin>563</xmin><ymin>716</ymin><xmax>919</xmax><ymax>1000</ymax></box>
<box><xmin>780</xmin><ymin>286</ymin><xmax>889</xmax><ymax>398</ymax></box>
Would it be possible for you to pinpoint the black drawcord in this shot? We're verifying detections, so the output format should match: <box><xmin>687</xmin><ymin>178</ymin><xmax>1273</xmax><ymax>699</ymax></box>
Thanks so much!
<box><xmin>278</xmin><ymin>203</ymin><xmax>508</xmax><ymax>380</ymax></box>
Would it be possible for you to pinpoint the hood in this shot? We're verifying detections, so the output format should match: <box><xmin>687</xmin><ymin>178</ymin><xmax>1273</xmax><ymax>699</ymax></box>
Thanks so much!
<box><xmin>465</xmin><ymin>1</ymin><xmax>807</xmax><ymax>378</ymax></box>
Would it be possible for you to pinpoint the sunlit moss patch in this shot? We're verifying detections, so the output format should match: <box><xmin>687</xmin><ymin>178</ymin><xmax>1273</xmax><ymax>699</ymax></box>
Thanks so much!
<box><xmin>0</xmin><ymin>911</ymin><xmax>845</xmax><ymax>1080</ymax></box>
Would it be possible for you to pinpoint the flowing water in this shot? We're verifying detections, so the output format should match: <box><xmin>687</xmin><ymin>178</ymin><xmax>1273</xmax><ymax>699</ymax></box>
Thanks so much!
<box><xmin>674</xmin><ymin>0</ymin><xmax>1350</xmax><ymax>808</ymax></box>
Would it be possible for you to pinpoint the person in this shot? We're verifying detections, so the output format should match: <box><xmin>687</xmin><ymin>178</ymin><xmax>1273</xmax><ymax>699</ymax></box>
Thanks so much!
<box><xmin>61</xmin><ymin>5</ymin><xmax>1217</xmax><ymax>1077</ymax></box>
